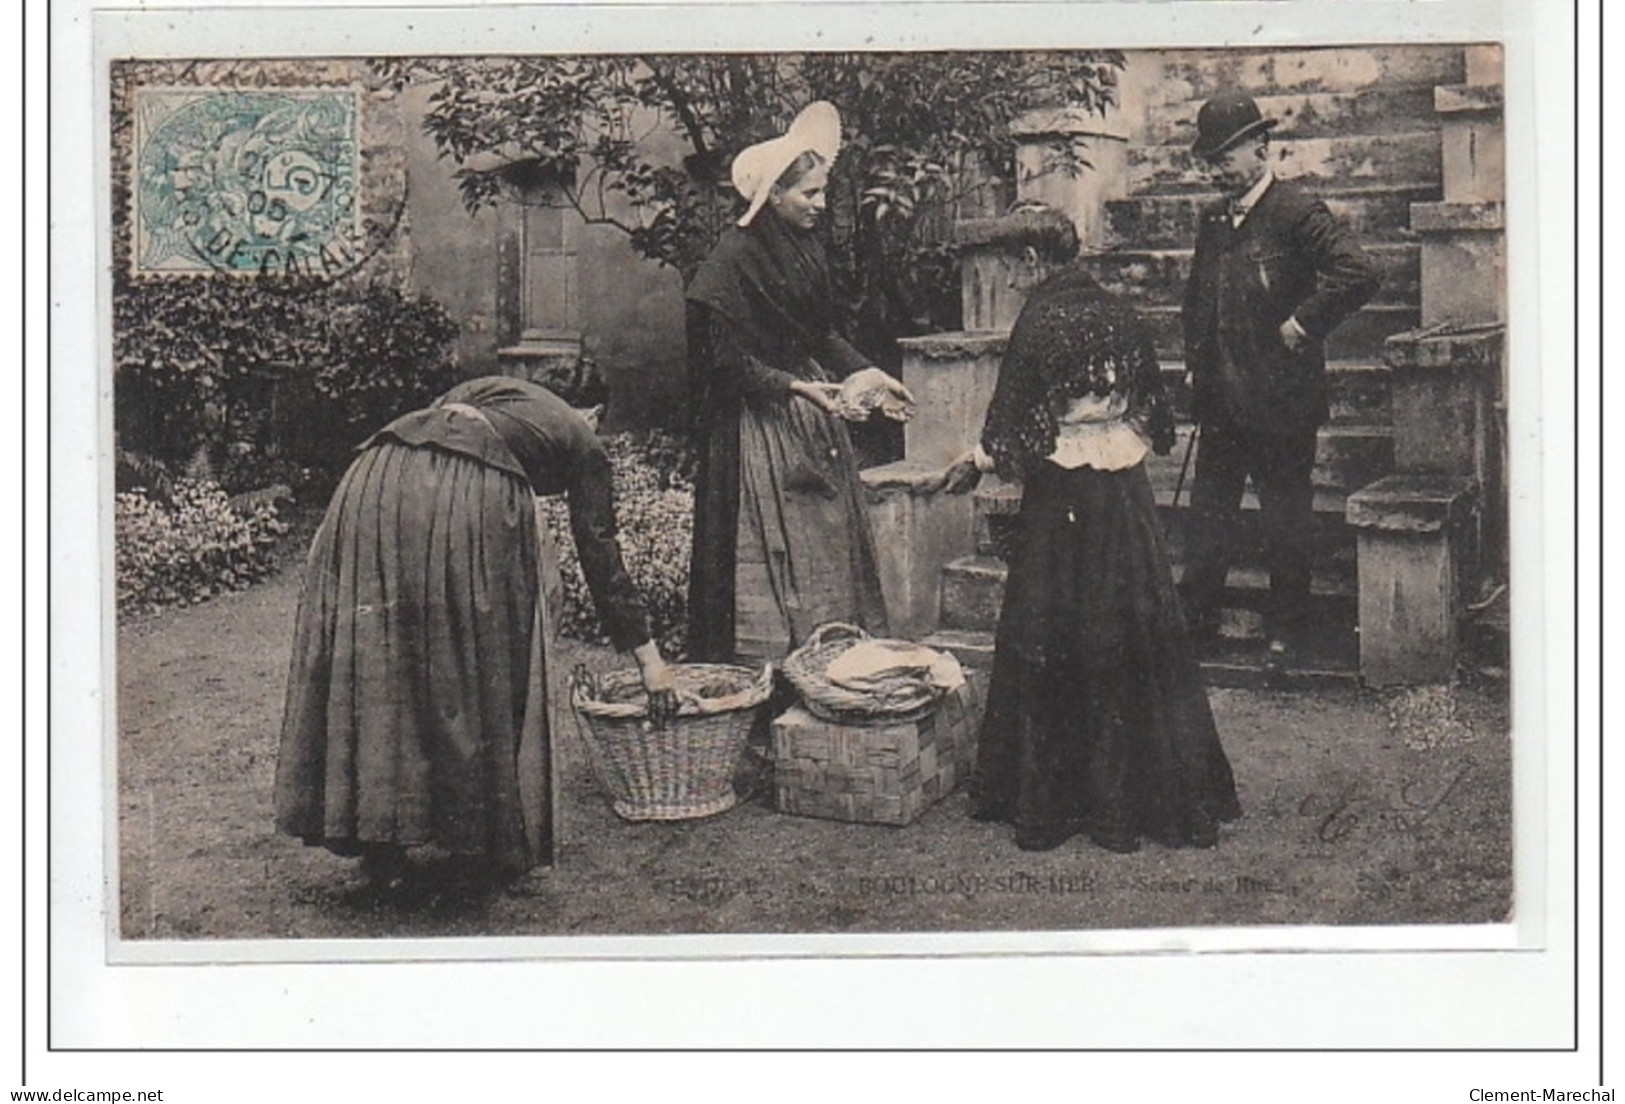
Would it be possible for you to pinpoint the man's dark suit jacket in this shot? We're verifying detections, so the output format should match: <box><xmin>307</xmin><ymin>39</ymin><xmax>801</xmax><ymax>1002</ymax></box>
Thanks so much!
<box><xmin>1181</xmin><ymin>178</ymin><xmax>1380</xmax><ymax>433</ymax></box>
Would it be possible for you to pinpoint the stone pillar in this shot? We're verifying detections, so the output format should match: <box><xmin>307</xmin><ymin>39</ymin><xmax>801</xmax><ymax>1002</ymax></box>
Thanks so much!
<box><xmin>861</xmin><ymin>331</ymin><xmax>1008</xmax><ymax>638</ymax></box>
<box><xmin>1347</xmin><ymin>326</ymin><xmax>1502</xmax><ymax>685</ymax></box>
<box><xmin>1346</xmin><ymin>475</ymin><xmax>1475</xmax><ymax>686</ymax></box>
<box><xmin>1010</xmin><ymin>106</ymin><xmax>1131</xmax><ymax>250</ymax></box>
<box><xmin>952</xmin><ymin>207</ymin><xmax>1082</xmax><ymax>333</ymax></box>
<box><xmin>1415</xmin><ymin>82</ymin><xmax>1506</xmax><ymax>327</ymax></box>
<box><xmin>497</xmin><ymin>328</ymin><xmax>588</xmax><ymax>395</ymax></box>
<box><xmin>897</xmin><ymin>331</ymin><xmax>1008</xmax><ymax>468</ymax></box>
<box><xmin>1344</xmin><ymin>49</ymin><xmax>1507</xmax><ymax>685</ymax></box>
<box><xmin>1383</xmin><ymin>327</ymin><xmax>1504</xmax><ymax>482</ymax></box>
<box><xmin>861</xmin><ymin>461</ymin><xmax>974</xmax><ymax>641</ymax></box>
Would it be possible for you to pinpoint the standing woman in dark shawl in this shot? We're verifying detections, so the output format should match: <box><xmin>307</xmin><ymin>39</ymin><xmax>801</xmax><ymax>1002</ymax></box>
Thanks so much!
<box><xmin>275</xmin><ymin>376</ymin><xmax>677</xmax><ymax>890</ymax></box>
<box><xmin>685</xmin><ymin>102</ymin><xmax>914</xmax><ymax>662</ymax></box>
<box><xmin>934</xmin><ymin>208</ymin><xmax>1240</xmax><ymax>853</ymax></box>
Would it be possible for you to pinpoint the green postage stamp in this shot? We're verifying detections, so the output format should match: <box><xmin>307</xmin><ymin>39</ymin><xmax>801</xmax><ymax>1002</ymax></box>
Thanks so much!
<box><xmin>132</xmin><ymin>87</ymin><xmax>362</xmax><ymax>277</ymax></box>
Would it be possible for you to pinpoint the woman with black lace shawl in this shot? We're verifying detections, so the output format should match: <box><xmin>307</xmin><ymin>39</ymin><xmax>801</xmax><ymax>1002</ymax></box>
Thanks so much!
<box><xmin>936</xmin><ymin>214</ymin><xmax>1240</xmax><ymax>853</ymax></box>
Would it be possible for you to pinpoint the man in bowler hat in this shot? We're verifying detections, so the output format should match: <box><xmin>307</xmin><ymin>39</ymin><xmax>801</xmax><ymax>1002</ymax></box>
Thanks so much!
<box><xmin>1180</xmin><ymin>91</ymin><xmax>1379</xmax><ymax>675</ymax></box>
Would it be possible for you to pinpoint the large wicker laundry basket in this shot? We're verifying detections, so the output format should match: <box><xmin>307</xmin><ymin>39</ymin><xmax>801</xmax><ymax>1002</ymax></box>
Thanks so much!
<box><xmin>569</xmin><ymin>663</ymin><xmax>773</xmax><ymax>821</ymax></box>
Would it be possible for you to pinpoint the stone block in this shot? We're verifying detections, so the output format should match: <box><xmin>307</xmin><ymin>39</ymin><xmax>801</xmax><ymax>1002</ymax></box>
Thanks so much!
<box><xmin>897</xmin><ymin>332</ymin><xmax>1007</xmax><ymax>467</ymax></box>
<box><xmin>1010</xmin><ymin>107</ymin><xmax>1131</xmax><ymax>248</ymax></box>
<box><xmin>1346</xmin><ymin>474</ymin><xmax>1476</xmax><ymax>686</ymax></box>
<box><xmin>1014</xmin><ymin>139</ymin><xmax>1129</xmax><ymax>250</ymax></box>
<box><xmin>972</xmin><ymin>476</ymin><xmax>1024</xmax><ymax>556</ymax></box>
<box><xmin>1383</xmin><ymin>326</ymin><xmax>1504</xmax><ymax>477</ymax></box>
<box><xmin>920</xmin><ymin>629</ymin><xmax>997</xmax><ymax>672</ymax></box>
<box><xmin>861</xmin><ymin>461</ymin><xmax>975</xmax><ymax>640</ymax></box>
<box><xmin>939</xmin><ymin>555</ymin><xmax>1008</xmax><ymax>633</ymax></box>
<box><xmin>955</xmin><ymin>206</ymin><xmax>1083</xmax><ymax>329</ymax></box>
<box><xmin>960</xmin><ymin>251</ymin><xmax>1027</xmax><ymax>333</ymax></box>
<box><xmin>1465</xmin><ymin>46</ymin><xmax>1504</xmax><ymax>88</ymax></box>
<box><xmin>1418</xmin><ymin>231</ymin><xmax>1506</xmax><ymax>329</ymax></box>
<box><xmin>1412</xmin><ymin>201</ymin><xmax>1505</xmax><ymax>328</ymax></box>
<box><xmin>1436</xmin><ymin>84</ymin><xmax>1504</xmax><ymax>204</ymax></box>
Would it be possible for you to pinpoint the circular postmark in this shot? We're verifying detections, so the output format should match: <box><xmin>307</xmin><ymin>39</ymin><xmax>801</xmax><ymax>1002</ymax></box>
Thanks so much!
<box><xmin>133</xmin><ymin>87</ymin><xmax>398</xmax><ymax>283</ymax></box>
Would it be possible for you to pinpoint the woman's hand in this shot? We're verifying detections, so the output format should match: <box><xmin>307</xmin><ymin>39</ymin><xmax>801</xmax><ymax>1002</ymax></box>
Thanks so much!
<box><xmin>836</xmin><ymin>367</ymin><xmax>916</xmax><ymax>423</ymax></box>
<box><xmin>632</xmin><ymin>641</ymin><xmax>679</xmax><ymax>729</ymax></box>
<box><xmin>791</xmin><ymin>380</ymin><xmax>844</xmax><ymax>416</ymax></box>
<box><xmin>923</xmin><ymin>450</ymin><xmax>984</xmax><ymax>495</ymax></box>
<box><xmin>873</xmin><ymin>373</ymin><xmax>916</xmax><ymax>423</ymax></box>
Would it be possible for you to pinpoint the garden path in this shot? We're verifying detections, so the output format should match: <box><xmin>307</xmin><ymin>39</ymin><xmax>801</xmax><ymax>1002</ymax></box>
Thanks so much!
<box><xmin>116</xmin><ymin>557</ymin><xmax>1512</xmax><ymax>944</ymax></box>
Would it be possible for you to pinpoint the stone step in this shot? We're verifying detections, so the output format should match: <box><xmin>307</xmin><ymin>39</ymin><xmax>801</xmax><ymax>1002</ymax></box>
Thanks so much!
<box><xmin>1141</xmin><ymin>302</ymin><xmax>1421</xmax><ymax>364</ymax></box>
<box><xmin>1195</xmin><ymin>629</ymin><xmax>1361</xmax><ymax>689</ymax></box>
<box><xmin>1461</xmin><ymin>588</ymin><xmax>1510</xmax><ymax>681</ymax></box>
<box><xmin>1149</xmin><ymin>45</ymin><xmax>1467</xmax><ymax>101</ymax></box>
<box><xmin>968</xmin><ymin>432</ymin><xmax>1378</xmax><ymax>523</ymax></box>
<box><xmin>1128</xmin><ymin>133</ymin><xmax>1442</xmax><ymax>196</ymax></box>
<box><xmin>938</xmin><ymin>544</ymin><xmax>1360</xmax><ymax>637</ymax></box>
<box><xmin>1105</xmin><ymin>184</ymin><xmax>1439</xmax><ymax>249</ymax></box>
<box><xmin>1086</xmin><ymin>242</ymin><xmax>1419</xmax><ymax>309</ymax></box>
<box><xmin>940</xmin><ymin>555</ymin><xmax>1009</xmax><ymax>633</ymax></box>
<box><xmin>919</xmin><ymin>628</ymin><xmax>997</xmax><ymax>671</ymax></box>
<box><xmin>1143</xmin><ymin>423</ymin><xmax>1395</xmax><ymax>497</ymax></box>
<box><xmin>1157</xmin><ymin>360</ymin><xmax>1393</xmax><ymax>426</ymax></box>
<box><xmin>1142</xmin><ymin>85</ymin><xmax>1442</xmax><ymax>146</ymax></box>
<box><xmin>915</xmin><ymin>626</ymin><xmax>1359</xmax><ymax>690</ymax></box>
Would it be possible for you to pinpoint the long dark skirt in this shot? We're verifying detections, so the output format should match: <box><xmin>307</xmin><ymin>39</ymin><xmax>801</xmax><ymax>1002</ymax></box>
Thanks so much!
<box><xmin>973</xmin><ymin>460</ymin><xmax>1241</xmax><ymax>850</ymax></box>
<box><xmin>274</xmin><ymin>440</ymin><xmax>556</xmax><ymax>873</ymax></box>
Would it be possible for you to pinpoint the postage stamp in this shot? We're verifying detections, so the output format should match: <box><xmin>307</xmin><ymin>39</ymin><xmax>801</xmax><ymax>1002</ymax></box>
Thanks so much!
<box><xmin>131</xmin><ymin>86</ymin><xmax>363</xmax><ymax>277</ymax></box>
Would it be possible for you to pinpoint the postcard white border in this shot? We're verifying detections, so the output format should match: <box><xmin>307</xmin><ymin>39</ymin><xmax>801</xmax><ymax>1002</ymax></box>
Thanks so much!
<box><xmin>40</xmin><ymin>0</ymin><xmax>1589</xmax><ymax>1075</ymax></box>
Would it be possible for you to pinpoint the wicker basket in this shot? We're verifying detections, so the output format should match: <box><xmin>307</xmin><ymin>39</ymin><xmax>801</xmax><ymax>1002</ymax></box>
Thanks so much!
<box><xmin>782</xmin><ymin>622</ymin><xmax>947</xmax><ymax>725</ymax></box>
<box><xmin>569</xmin><ymin>662</ymin><xmax>773</xmax><ymax>821</ymax></box>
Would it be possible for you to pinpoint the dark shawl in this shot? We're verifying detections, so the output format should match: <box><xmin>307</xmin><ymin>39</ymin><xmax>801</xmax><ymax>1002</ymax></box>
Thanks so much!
<box><xmin>683</xmin><ymin>216</ymin><xmax>870</xmax><ymax>660</ymax></box>
<box><xmin>981</xmin><ymin>266</ymin><xmax>1176</xmax><ymax>482</ymax></box>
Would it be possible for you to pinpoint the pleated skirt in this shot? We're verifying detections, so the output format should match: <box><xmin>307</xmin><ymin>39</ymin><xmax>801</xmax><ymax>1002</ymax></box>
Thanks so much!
<box><xmin>274</xmin><ymin>440</ymin><xmax>556</xmax><ymax>872</ymax></box>
<box><xmin>974</xmin><ymin>460</ymin><xmax>1242</xmax><ymax>849</ymax></box>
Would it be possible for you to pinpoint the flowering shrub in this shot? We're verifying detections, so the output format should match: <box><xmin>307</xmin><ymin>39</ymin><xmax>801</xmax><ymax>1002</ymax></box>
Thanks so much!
<box><xmin>114</xmin><ymin>281</ymin><xmax>461</xmax><ymax>494</ymax></box>
<box><xmin>116</xmin><ymin>480</ymin><xmax>290</xmax><ymax>614</ymax></box>
<box><xmin>542</xmin><ymin>430</ymin><xmax>695</xmax><ymax>657</ymax></box>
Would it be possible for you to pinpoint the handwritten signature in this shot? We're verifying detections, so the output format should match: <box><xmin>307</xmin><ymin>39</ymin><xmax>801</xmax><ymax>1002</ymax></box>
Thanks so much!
<box><xmin>1263</xmin><ymin>760</ymin><xmax>1476</xmax><ymax>844</ymax></box>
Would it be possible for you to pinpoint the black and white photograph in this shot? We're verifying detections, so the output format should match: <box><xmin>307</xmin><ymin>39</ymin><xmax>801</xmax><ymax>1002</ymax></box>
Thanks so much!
<box><xmin>107</xmin><ymin>36</ymin><xmax>1516</xmax><ymax>942</ymax></box>
<box><xmin>41</xmin><ymin>0</ymin><xmax>1588</xmax><ymax>1074</ymax></box>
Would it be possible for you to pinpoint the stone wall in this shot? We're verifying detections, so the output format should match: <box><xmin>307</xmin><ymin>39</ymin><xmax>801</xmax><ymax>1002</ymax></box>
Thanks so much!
<box><xmin>398</xmin><ymin>90</ymin><xmax>691</xmax><ymax>428</ymax></box>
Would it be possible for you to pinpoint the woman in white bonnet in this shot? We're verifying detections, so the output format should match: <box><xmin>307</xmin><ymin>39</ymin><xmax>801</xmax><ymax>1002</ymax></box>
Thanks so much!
<box><xmin>685</xmin><ymin>102</ymin><xmax>912</xmax><ymax>662</ymax></box>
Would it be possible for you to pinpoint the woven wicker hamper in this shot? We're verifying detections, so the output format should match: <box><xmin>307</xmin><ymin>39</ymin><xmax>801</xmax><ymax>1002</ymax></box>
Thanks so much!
<box><xmin>770</xmin><ymin>676</ymin><xmax>982</xmax><ymax>826</ymax></box>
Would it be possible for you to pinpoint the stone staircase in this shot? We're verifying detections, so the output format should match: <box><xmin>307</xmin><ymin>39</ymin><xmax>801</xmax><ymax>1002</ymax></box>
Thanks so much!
<box><xmin>907</xmin><ymin>46</ymin><xmax>1477</xmax><ymax>687</ymax></box>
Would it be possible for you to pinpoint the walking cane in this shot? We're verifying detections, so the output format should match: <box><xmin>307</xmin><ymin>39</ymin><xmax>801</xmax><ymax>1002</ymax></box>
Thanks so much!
<box><xmin>1173</xmin><ymin>422</ymin><xmax>1199</xmax><ymax>508</ymax></box>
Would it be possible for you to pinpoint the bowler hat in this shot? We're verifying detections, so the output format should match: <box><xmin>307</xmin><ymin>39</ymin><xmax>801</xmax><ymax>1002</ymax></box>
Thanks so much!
<box><xmin>1191</xmin><ymin>92</ymin><xmax>1278</xmax><ymax>160</ymax></box>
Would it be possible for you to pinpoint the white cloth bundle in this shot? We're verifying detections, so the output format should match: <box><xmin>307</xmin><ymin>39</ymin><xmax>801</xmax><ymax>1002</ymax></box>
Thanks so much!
<box><xmin>824</xmin><ymin>639</ymin><xmax>965</xmax><ymax>696</ymax></box>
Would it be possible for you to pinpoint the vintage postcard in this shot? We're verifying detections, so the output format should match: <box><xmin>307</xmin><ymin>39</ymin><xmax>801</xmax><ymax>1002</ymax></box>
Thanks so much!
<box><xmin>47</xmin><ymin>0</ymin><xmax>1579</xmax><ymax>1060</ymax></box>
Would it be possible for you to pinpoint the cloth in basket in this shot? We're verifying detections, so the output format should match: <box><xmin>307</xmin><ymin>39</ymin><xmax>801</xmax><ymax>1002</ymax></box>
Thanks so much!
<box><xmin>783</xmin><ymin>622</ymin><xmax>963</xmax><ymax>724</ymax></box>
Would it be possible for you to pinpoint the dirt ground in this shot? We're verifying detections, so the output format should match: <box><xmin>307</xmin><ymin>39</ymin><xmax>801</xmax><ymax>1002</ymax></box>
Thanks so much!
<box><xmin>115</xmin><ymin>547</ymin><xmax>1513</xmax><ymax>945</ymax></box>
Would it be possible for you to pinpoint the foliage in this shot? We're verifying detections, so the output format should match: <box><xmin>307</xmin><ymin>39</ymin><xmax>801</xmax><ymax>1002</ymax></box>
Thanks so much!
<box><xmin>541</xmin><ymin>430</ymin><xmax>696</xmax><ymax>657</ymax></box>
<box><xmin>115</xmin><ymin>479</ymin><xmax>290</xmax><ymax>614</ymax></box>
<box><xmin>376</xmin><ymin>52</ymin><xmax>1124</xmax><ymax>347</ymax></box>
<box><xmin>114</xmin><ymin>279</ymin><xmax>461</xmax><ymax>494</ymax></box>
